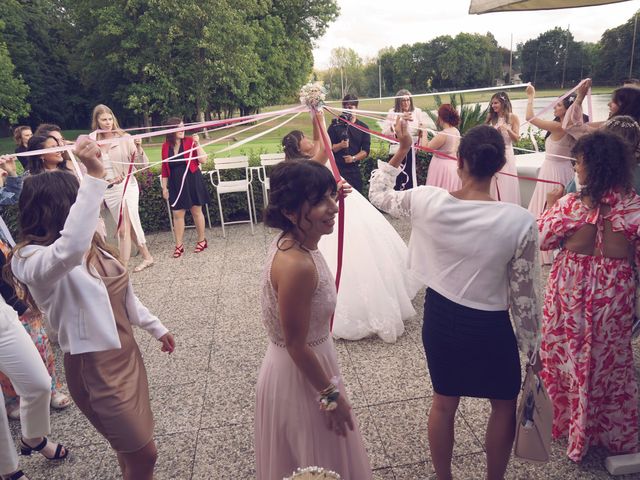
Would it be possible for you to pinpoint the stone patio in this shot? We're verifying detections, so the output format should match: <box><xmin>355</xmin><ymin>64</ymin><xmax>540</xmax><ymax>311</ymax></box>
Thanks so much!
<box><xmin>8</xmin><ymin>215</ymin><xmax>640</xmax><ymax>479</ymax></box>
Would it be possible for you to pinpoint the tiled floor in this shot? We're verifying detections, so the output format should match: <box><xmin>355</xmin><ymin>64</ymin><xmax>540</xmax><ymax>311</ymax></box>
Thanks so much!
<box><xmin>7</xmin><ymin>217</ymin><xmax>640</xmax><ymax>479</ymax></box>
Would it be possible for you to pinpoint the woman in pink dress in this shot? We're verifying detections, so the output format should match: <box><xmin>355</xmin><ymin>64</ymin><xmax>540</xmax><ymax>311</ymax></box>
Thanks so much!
<box><xmin>424</xmin><ymin>104</ymin><xmax>461</xmax><ymax>191</ymax></box>
<box><xmin>538</xmin><ymin>130</ymin><xmax>639</xmax><ymax>462</ymax></box>
<box><xmin>486</xmin><ymin>92</ymin><xmax>521</xmax><ymax>204</ymax></box>
<box><xmin>255</xmin><ymin>160</ymin><xmax>372</xmax><ymax>480</ymax></box>
<box><xmin>525</xmin><ymin>85</ymin><xmax>577</xmax><ymax>264</ymax></box>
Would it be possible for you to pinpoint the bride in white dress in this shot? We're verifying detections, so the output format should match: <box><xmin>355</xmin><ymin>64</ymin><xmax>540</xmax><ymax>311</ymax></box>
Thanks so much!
<box><xmin>280</xmin><ymin>112</ymin><xmax>420</xmax><ymax>343</ymax></box>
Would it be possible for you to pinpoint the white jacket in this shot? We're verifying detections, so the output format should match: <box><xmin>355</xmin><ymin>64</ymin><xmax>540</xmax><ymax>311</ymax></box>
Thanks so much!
<box><xmin>11</xmin><ymin>175</ymin><xmax>167</xmax><ymax>355</ymax></box>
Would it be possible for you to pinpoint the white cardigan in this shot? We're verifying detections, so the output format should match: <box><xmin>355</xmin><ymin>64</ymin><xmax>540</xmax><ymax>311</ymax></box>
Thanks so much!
<box><xmin>369</xmin><ymin>161</ymin><xmax>541</xmax><ymax>354</ymax></box>
<box><xmin>11</xmin><ymin>175</ymin><xmax>167</xmax><ymax>355</ymax></box>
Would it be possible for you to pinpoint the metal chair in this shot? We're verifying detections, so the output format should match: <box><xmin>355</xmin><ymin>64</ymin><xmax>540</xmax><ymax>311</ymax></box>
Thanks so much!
<box><xmin>158</xmin><ymin>174</ymin><xmax>213</xmax><ymax>242</ymax></box>
<box><xmin>257</xmin><ymin>152</ymin><xmax>286</xmax><ymax>210</ymax></box>
<box><xmin>209</xmin><ymin>156</ymin><xmax>255</xmax><ymax>238</ymax></box>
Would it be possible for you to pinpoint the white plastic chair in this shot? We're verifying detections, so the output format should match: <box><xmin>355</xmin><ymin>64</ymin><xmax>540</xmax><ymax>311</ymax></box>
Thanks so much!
<box><xmin>257</xmin><ymin>152</ymin><xmax>286</xmax><ymax>211</ymax></box>
<box><xmin>210</xmin><ymin>156</ymin><xmax>255</xmax><ymax>238</ymax></box>
<box><xmin>157</xmin><ymin>175</ymin><xmax>213</xmax><ymax>242</ymax></box>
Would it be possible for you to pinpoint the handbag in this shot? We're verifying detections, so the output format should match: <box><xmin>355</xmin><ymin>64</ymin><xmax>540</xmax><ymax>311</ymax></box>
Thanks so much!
<box><xmin>513</xmin><ymin>353</ymin><xmax>553</xmax><ymax>463</ymax></box>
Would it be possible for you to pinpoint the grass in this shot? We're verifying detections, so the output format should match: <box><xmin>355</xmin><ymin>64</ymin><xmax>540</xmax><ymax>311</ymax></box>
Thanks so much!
<box><xmin>2</xmin><ymin>86</ymin><xmax>614</xmax><ymax>167</ymax></box>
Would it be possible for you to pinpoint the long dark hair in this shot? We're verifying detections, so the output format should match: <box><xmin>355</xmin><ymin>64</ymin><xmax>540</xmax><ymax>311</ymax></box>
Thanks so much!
<box><xmin>572</xmin><ymin>130</ymin><xmax>633</xmax><ymax>205</ymax></box>
<box><xmin>545</xmin><ymin>95</ymin><xmax>576</xmax><ymax>140</ymax></box>
<box><xmin>264</xmin><ymin>160</ymin><xmax>337</xmax><ymax>244</ymax></box>
<box><xmin>282</xmin><ymin>130</ymin><xmax>309</xmax><ymax>161</ymax></box>
<box><xmin>5</xmin><ymin>171</ymin><xmax>120</xmax><ymax>312</ymax></box>
<box><xmin>26</xmin><ymin>135</ymin><xmax>70</xmax><ymax>175</ymax></box>
<box><xmin>164</xmin><ymin>116</ymin><xmax>183</xmax><ymax>145</ymax></box>
<box><xmin>611</xmin><ymin>87</ymin><xmax>640</xmax><ymax>123</ymax></box>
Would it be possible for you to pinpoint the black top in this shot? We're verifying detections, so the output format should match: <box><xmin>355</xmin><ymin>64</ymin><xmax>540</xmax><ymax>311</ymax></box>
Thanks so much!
<box><xmin>15</xmin><ymin>145</ymin><xmax>29</xmax><ymax>170</ymax></box>
<box><xmin>327</xmin><ymin>118</ymin><xmax>371</xmax><ymax>171</ymax></box>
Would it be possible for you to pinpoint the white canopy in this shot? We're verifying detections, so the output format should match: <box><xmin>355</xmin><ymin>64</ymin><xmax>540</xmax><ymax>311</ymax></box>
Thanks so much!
<box><xmin>469</xmin><ymin>0</ymin><xmax>631</xmax><ymax>14</ymax></box>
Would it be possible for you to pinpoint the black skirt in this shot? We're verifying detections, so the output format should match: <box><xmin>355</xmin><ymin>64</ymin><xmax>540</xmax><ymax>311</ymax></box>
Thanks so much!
<box><xmin>167</xmin><ymin>160</ymin><xmax>210</xmax><ymax>210</ymax></box>
<box><xmin>421</xmin><ymin>288</ymin><xmax>521</xmax><ymax>400</ymax></box>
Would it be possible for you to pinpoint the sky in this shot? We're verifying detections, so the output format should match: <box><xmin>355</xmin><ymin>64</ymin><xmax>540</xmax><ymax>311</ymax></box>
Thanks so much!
<box><xmin>312</xmin><ymin>0</ymin><xmax>640</xmax><ymax>69</ymax></box>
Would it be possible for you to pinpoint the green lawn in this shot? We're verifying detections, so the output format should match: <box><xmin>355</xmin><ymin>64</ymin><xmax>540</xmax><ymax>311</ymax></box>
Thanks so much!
<box><xmin>2</xmin><ymin>86</ymin><xmax>614</xmax><ymax>169</ymax></box>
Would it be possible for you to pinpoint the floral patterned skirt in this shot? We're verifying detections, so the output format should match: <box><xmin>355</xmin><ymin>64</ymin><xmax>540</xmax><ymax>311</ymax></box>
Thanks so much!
<box><xmin>0</xmin><ymin>311</ymin><xmax>60</xmax><ymax>406</ymax></box>
<box><xmin>541</xmin><ymin>249</ymin><xmax>638</xmax><ymax>461</ymax></box>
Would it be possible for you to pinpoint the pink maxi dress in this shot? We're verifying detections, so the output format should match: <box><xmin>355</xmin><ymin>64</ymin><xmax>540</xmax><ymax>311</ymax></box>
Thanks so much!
<box><xmin>490</xmin><ymin>117</ymin><xmax>521</xmax><ymax>205</ymax></box>
<box><xmin>538</xmin><ymin>190</ymin><xmax>640</xmax><ymax>461</ymax></box>
<box><xmin>527</xmin><ymin>133</ymin><xmax>576</xmax><ymax>264</ymax></box>
<box><xmin>255</xmin><ymin>239</ymin><xmax>372</xmax><ymax>480</ymax></box>
<box><xmin>425</xmin><ymin>127</ymin><xmax>461</xmax><ymax>191</ymax></box>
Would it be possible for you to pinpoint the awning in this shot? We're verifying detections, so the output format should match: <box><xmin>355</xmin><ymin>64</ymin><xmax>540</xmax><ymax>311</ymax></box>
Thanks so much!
<box><xmin>469</xmin><ymin>0</ymin><xmax>631</xmax><ymax>14</ymax></box>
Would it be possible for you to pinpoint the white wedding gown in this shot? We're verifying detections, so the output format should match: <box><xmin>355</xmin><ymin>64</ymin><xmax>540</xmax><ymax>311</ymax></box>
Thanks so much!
<box><xmin>319</xmin><ymin>188</ymin><xmax>421</xmax><ymax>343</ymax></box>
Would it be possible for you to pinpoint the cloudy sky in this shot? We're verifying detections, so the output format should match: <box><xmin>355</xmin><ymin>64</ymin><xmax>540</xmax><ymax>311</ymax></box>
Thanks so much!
<box><xmin>312</xmin><ymin>0</ymin><xmax>640</xmax><ymax>69</ymax></box>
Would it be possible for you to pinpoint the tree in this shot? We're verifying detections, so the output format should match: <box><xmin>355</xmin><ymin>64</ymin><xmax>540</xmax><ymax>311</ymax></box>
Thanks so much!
<box><xmin>0</xmin><ymin>24</ymin><xmax>30</xmax><ymax>124</ymax></box>
<box><xmin>0</xmin><ymin>0</ymin><xmax>90</xmax><ymax>128</ymax></box>
<box><xmin>595</xmin><ymin>10</ymin><xmax>640</xmax><ymax>83</ymax></box>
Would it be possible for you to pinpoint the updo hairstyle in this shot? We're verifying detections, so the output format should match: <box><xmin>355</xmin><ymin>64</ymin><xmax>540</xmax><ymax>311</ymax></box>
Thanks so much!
<box><xmin>457</xmin><ymin>125</ymin><xmax>506</xmax><ymax>178</ymax></box>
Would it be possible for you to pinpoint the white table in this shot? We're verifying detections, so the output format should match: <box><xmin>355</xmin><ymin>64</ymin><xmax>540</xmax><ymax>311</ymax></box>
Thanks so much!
<box><xmin>515</xmin><ymin>152</ymin><xmax>545</xmax><ymax>209</ymax></box>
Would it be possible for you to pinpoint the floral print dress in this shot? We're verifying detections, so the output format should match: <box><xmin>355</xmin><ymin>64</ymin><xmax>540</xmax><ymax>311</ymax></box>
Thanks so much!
<box><xmin>538</xmin><ymin>190</ymin><xmax>640</xmax><ymax>461</ymax></box>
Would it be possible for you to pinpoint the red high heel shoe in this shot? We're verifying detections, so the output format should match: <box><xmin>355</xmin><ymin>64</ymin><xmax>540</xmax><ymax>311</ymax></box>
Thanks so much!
<box><xmin>173</xmin><ymin>244</ymin><xmax>184</xmax><ymax>258</ymax></box>
<box><xmin>194</xmin><ymin>239</ymin><xmax>207</xmax><ymax>253</ymax></box>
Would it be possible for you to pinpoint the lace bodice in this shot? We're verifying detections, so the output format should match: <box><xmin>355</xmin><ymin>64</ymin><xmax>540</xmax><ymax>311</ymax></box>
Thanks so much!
<box><xmin>261</xmin><ymin>237</ymin><xmax>337</xmax><ymax>346</ymax></box>
<box><xmin>494</xmin><ymin>117</ymin><xmax>513</xmax><ymax>148</ymax></box>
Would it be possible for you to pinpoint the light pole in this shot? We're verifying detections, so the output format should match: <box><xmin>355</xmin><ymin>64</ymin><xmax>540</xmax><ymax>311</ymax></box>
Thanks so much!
<box><xmin>378</xmin><ymin>60</ymin><xmax>382</xmax><ymax>103</ymax></box>
<box><xmin>630</xmin><ymin>12</ymin><xmax>638</xmax><ymax>78</ymax></box>
<box><xmin>561</xmin><ymin>24</ymin><xmax>570</xmax><ymax>89</ymax></box>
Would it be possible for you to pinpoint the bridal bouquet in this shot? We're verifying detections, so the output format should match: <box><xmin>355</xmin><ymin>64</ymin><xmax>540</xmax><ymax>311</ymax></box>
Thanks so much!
<box><xmin>299</xmin><ymin>82</ymin><xmax>327</xmax><ymax>110</ymax></box>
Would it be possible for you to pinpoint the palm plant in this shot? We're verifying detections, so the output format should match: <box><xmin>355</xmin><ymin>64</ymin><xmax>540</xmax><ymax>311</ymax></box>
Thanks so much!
<box><xmin>426</xmin><ymin>94</ymin><xmax>489</xmax><ymax>135</ymax></box>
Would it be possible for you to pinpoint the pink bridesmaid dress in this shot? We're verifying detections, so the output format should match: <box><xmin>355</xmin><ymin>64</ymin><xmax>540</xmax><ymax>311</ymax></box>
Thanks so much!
<box><xmin>425</xmin><ymin>127</ymin><xmax>462</xmax><ymax>191</ymax></box>
<box><xmin>490</xmin><ymin>118</ymin><xmax>521</xmax><ymax>205</ymax></box>
<box><xmin>255</xmin><ymin>239</ymin><xmax>372</xmax><ymax>480</ymax></box>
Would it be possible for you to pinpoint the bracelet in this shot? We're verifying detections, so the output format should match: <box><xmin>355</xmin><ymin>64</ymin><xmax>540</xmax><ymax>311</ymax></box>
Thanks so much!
<box><xmin>319</xmin><ymin>389</ymin><xmax>340</xmax><ymax>411</ymax></box>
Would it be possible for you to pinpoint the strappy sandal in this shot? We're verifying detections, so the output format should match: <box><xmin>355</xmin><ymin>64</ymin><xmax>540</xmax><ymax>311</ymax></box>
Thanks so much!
<box><xmin>133</xmin><ymin>258</ymin><xmax>155</xmax><ymax>273</ymax></box>
<box><xmin>20</xmin><ymin>437</ymin><xmax>69</xmax><ymax>461</ymax></box>
<box><xmin>50</xmin><ymin>392</ymin><xmax>71</xmax><ymax>410</ymax></box>
<box><xmin>173</xmin><ymin>244</ymin><xmax>184</xmax><ymax>258</ymax></box>
<box><xmin>194</xmin><ymin>239</ymin><xmax>207</xmax><ymax>253</ymax></box>
<box><xmin>4</xmin><ymin>470</ymin><xmax>26</xmax><ymax>480</ymax></box>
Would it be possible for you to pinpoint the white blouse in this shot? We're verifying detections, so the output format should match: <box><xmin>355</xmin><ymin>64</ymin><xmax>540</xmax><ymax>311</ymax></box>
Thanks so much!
<box><xmin>369</xmin><ymin>161</ymin><xmax>541</xmax><ymax>354</ymax></box>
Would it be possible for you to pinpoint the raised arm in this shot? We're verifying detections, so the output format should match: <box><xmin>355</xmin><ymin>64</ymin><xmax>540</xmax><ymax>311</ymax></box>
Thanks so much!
<box><xmin>310</xmin><ymin>110</ymin><xmax>329</xmax><ymax>164</ymax></box>
<box><xmin>12</xmin><ymin>136</ymin><xmax>107</xmax><ymax>286</ymax></box>
<box><xmin>507</xmin><ymin>222</ymin><xmax>542</xmax><ymax>357</ymax></box>
<box><xmin>368</xmin><ymin>118</ymin><xmax>414</xmax><ymax>217</ymax></box>
<box><xmin>526</xmin><ymin>85</ymin><xmax>565</xmax><ymax>134</ymax></box>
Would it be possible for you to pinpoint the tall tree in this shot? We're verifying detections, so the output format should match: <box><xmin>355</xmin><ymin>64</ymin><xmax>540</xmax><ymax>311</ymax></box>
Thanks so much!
<box><xmin>595</xmin><ymin>10</ymin><xmax>640</xmax><ymax>83</ymax></box>
<box><xmin>0</xmin><ymin>22</ymin><xmax>30</xmax><ymax>125</ymax></box>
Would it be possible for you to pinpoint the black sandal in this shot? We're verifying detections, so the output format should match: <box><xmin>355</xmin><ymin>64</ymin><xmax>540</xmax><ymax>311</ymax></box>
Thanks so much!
<box><xmin>5</xmin><ymin>470</ymin><xmax>25</xmax><ymax>480</ymax></box>
<box><xmin>20</xmin><ymin>437</ymin><xmax>68</xmax><ymax>460</ymax></box>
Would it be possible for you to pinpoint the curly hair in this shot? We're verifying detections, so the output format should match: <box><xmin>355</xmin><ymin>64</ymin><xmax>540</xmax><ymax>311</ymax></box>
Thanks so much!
<box><xmin>457</xmin><ymin>125</ymin><xmax>506</xmax><ymax>179</ymax></box>
<box><xmin>438</xmin><ymin>104</ymin><xmax>460</xmax><ymax>127</ymax></box>
<box><xmin>572</xmin><ymin>130</ymin><xmax>633</xmax><ymax>204</ymax></box>
<box><xmin>264</xmin><ymin>160</ymin><xmax>337</xmax><ymax>241</ymax></box>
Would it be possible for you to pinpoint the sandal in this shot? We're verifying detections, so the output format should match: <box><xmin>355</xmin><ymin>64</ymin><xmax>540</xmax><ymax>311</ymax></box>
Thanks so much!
<box><xmin>173</xmin><ymin>244</ymin><xmax>184</xmax><ymax>258</ymax></box>
<box><xmin>20</xmin><ymin>437</ymin><xmax>69</xmax><ymax>461</ymax></box>
<box><xmin>6</xmin><ymin>402</ymin><xmax>20</xmax><ymax>420</ymax></box>
<box><xmin>133</xmin><ymin>258</ymin><xmax>155</xmax><ymax>273</ymax></box>
<box><xmin>50</xmin><ymin>392</ymin><xmax>71</xmax><ymax>410</ymax></box>
<box><xmin>194</xmin><ymin>239</ymin><xmax>207</xmax><ymax>253</ymax></box>
<box><xmin>4</xmin><ymin>470</ymin><xmax>26</xmax><ymax>480</ymax></box>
